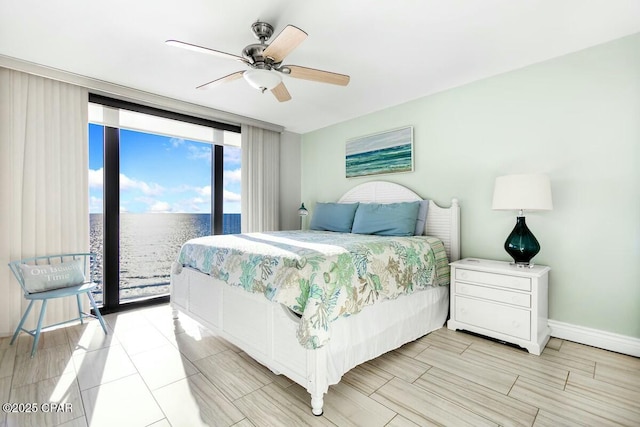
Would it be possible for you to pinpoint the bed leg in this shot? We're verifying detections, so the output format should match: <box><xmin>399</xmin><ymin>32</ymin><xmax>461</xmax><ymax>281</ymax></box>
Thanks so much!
<box><xmin>311</xmin><ymin>393</ymin><xmax>324</xmax><ymax>416</ymax></box>
<box><xmin>172</xmin><ymin>307</ymin><xmax>179</xmax><ymax>320</ymax></box>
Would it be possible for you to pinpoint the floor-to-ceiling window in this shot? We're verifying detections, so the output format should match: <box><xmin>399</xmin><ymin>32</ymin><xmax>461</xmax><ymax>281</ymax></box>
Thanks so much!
<box><xmin>88</xmin><ymin>95</ymin><xmax>241</xmax><ymax>312</ymax></box>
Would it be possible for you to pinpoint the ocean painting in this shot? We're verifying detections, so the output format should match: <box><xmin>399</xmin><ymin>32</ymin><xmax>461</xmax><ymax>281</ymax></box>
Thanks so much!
<box><xmin>346</xmin><ymin>126</ymin><xmax>413</xmax><ymax>178</ymax></box>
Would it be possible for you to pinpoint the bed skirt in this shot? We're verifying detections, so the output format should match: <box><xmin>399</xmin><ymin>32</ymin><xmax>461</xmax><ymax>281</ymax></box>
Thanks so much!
<box><xmin>170</xmin><ymin>265</ymin><xmax>449</xmax><ymax>415</ymax></box>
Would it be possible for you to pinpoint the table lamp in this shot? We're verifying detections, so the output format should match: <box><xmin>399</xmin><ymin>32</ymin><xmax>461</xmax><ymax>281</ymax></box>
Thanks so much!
<box><xmin>492</xmin><ymin>174</ymin><xmax>553</xmax><ymax>267</ymax></box>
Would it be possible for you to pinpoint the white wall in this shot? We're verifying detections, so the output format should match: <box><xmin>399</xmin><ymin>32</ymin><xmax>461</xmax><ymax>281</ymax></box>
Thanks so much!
<box><xmin>301</xmin><ymin>33</ymin><xmax>640</xmax><ymax>339</ymax></box>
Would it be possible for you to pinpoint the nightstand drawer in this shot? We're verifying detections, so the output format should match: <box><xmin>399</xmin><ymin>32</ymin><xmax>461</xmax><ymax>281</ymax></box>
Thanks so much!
<box><xmin>456</xmin><ymin>282</ymin><xmax>531</xmax><ymax>308</ymax></box>
<box><xmin>455</xmin><ymin>268</ymin><xmax>531</xmax><ymax>291</ymax></box>
<box><xmin>455</xmin><ymin>296</ymin><xmax>531</xmax><ymax>340</ymax></box>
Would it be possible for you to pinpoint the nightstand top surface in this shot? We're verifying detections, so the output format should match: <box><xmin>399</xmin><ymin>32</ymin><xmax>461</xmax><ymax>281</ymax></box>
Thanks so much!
<box><xmin>450</xmin><ymin>258</ymin><xmax>550</xmax><ymax>276</ymax></box>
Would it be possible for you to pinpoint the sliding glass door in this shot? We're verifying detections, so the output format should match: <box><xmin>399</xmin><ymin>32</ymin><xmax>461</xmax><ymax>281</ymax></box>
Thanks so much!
<box><xmin>118</xmin><ymin>129</ymin><xmax>216</xmax><ymax>302</ymax></box>
<box><xmin>88</xmin><ymin>96</ymin><xmax>241</xmax><ymax>312</ymax></box>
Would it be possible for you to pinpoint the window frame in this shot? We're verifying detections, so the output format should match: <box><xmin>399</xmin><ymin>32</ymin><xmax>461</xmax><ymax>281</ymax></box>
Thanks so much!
<box><xmin>89</xmin><ymin>94</ymin><xmax>240</xmax><ymax>314</ymax></box>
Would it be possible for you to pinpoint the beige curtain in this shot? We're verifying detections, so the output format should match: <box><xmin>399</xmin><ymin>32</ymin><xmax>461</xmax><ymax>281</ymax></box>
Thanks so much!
<box><xmin>0</xmin><ymin>68</ymin><xmax>89</xmax><ymax>335</ymax></box>
<box><xmin>241</xmin><ymin>124</ymin><xmax>280</xmax><ymax>232</ymax></box>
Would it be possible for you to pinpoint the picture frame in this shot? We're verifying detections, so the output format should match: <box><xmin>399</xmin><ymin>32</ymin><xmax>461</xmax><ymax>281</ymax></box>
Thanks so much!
<box><xmin>345</xmin><ymin>126</ymin><xmax>414</xmax><ymax>178</ymax></box>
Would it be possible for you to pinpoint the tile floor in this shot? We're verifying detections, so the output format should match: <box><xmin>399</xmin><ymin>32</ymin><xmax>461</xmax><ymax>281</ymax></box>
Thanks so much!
<box><xmin>0</xmin><ymin>303</ymin><xmax>639</xmax><ymax>426</ymax></box>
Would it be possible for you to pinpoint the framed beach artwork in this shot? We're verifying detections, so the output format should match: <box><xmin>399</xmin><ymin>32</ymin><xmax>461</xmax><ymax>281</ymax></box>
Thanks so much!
<box><xmin>345</xmin><ymin>126</ymin><xmax>414</xmax><ymax>178</ymax></box>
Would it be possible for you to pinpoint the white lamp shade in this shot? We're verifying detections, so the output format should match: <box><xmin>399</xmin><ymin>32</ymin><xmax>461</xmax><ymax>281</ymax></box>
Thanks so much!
<box><xmin>243</xmin><ymin>69</ymin><xmax>282</xmax><ymax>90</ymax></box>
<box><xmin>492</xmin><ymin>174</ymin><xmax>553</xmax><ymax>211</ymax></box>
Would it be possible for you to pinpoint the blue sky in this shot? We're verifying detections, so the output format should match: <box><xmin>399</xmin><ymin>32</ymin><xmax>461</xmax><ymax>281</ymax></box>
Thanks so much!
<box><xmin>89</xmin><ymin>124</ymin><xmax>241</xmax><ymax>214</ymax></box>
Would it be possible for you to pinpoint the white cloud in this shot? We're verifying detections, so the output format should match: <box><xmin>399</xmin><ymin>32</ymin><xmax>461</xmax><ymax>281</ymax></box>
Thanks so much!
<box><xmin>150</xmin><ymin>201</ymin><xmax>172</xmax><ymax>212</ymax></box>
<box><xmin>89</xmin><ymin>168</ymin><xmax>103</xmax><ymax>188</ymax></box>
<box><xmin>89</xmin><ymin>196</ymin><xmax>103</xmax><ymax>213</ymax></box>
<box><xmin>224</xmin><ymin>168</ymin><xmax>241</xmax><ymax>184</ymax></box>
<box><xmin>197</xmin><ymin>185</ymin><xmax>211</xmax><ymax>197</ymax></box>
<box><xmin>224</xmin><ymin>147</ymin><xmax>242</xmax><ymax>164</ymax></box>
<box><xmin>224</xmin><ymin>189</ymin><xmax>241</xmax><ymax>202</ymax></box>
<box><xmin>170</xmin><ymin>197</ymin><xmax>211</xmax><ymax>213</ymax></box>
<box><xmin>188</xmin><ymin>145</ymin><xmax>212</xmax><ymax>162</ymax></box>
<box><xmin>120</xmin><ymin>173</ymin><xmax>164</xmax><ymax>196</ymax></box>
<box><xmin>170</xmin><ymin>137</ymin><xmax>185</xmax><ymax>148</ymax></box>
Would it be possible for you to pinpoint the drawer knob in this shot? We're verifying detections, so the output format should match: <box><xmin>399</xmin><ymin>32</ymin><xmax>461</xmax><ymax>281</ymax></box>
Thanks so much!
<box><xmin>460</xmin><ymin>271</ymin><xmax>468</xmax><ymax>279</ymax></box>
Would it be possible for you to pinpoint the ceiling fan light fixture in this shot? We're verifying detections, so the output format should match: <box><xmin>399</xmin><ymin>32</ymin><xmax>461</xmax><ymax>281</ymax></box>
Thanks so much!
<box><xmin>243</xmin><ymin>69</ymin><xmax>282</xmax><ymax>91</ymax></box>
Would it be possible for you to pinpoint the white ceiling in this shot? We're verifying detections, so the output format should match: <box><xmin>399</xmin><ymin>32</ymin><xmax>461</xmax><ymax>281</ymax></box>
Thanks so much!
<box><xmin>1</xmin><ymin>0</ymin><xmax>639</xmax><ymax>134</ymax></box>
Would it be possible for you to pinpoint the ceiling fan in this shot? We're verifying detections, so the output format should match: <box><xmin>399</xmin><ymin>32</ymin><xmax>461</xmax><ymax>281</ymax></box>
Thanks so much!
<box><xmin>166</xmin><ymin>21</ymin><xmax>350</xmax><ymax>102</ymax></box>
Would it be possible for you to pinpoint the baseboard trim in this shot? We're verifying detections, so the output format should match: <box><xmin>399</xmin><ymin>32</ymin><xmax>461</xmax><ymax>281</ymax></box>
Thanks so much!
<box><xmin>549</xmin><ymin>320</ymin><xmax>640</xmax><ymax>357</ymax></box>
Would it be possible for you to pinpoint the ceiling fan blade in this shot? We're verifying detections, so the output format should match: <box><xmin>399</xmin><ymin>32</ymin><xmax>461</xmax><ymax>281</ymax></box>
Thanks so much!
<box><xmin>262</xmin><ymin>25</ymin><xmax>307</xmax><ymax>63</ymax></box>
<box><xmin>197</xmin><ymin>71</ymin><xmax>245</xmax><ymax>90</ymax></box>
<box><xmin>271</xmin><ymin>82</ymin><xmax>292</xmax><ymax>102</ymax></box>
<box><xmin>166</xmin><ymin>40</ymin><xmax>249</xmax><ymax>64</ymax></box>
<box><xmin>284</xmin><ymin>65</ymin><xmax>350</xmax><ymax>86</ymax></box>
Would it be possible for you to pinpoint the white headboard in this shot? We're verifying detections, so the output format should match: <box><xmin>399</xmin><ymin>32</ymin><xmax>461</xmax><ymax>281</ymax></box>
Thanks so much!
<box><xmin>338</xmin><ymin>181</ymin><xmax>460</xmax><ymax>261</ymax></box>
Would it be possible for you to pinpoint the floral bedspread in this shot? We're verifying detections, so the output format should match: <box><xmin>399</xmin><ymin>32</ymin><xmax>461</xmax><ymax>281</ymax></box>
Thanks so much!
<box><xmin>176</xmin><ymin>230</ymin><xmax>449</xmax><ymax>349</ymax></box>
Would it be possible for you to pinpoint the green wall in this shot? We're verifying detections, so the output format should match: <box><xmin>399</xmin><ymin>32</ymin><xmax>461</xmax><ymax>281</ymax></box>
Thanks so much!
<box><xmin>301</xmin><ymin>33</ymin><xmax>640</xmax><ymax>338</ymax></box>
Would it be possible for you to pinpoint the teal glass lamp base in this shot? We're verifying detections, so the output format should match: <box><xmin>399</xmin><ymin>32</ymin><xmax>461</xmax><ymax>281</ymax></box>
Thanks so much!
<box><xmin>504</xmin><ymin>216</ymin><xmax>540</xmax><ymax>266</ymax></box>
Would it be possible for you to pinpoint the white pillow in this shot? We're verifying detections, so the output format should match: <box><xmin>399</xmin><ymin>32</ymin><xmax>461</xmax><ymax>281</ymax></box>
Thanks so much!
<box><xmin>19</xmin><ymin>259</ymin><xmax>86</xmax><ymax>293</ymax></box>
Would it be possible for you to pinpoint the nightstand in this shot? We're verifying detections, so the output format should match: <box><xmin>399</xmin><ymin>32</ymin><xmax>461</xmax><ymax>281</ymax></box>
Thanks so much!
<box><xmin>447</xmin><ymin>258</ymin><xmax>551</xmax><ymax>355</ymax></box>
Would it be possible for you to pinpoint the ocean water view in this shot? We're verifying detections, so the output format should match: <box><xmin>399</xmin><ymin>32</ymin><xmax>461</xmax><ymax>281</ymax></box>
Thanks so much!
<box><xmin>90</xmin><ymin>213</ymin><xmax>241</xmax><ymax>303</ymax></box>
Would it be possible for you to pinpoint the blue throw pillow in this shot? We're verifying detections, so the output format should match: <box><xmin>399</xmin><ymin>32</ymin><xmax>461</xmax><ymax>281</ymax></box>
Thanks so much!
<box><xmin>309</xmin><ymin>202</ymin><xmax>359</xmax><ymax>233</ymax></box>
<box><xmin>352</xmin><ymin>202</ymin><xmax>421</xmax><ymax>236</ymax></box>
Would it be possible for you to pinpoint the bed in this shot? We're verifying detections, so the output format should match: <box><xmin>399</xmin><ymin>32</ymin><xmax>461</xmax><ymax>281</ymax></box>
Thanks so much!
<box><xmin>170</xmin><ymin>181</ymin><xmax>460</xmax><ymax>415</ymax></box>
